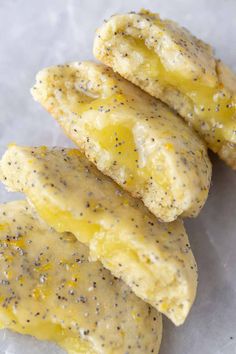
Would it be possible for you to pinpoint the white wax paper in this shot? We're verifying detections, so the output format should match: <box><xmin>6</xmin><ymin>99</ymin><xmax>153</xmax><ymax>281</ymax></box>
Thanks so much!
<box><xmin>0</xmin><ymin>0</ymin><xmax>235</xmax><ymax>353</ymax></box>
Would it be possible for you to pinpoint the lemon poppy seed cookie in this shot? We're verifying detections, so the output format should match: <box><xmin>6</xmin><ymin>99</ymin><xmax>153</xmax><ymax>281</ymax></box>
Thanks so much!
<box><xmin>0</xmin><ymin>145</ymin><xmax>198</xmax><ymax>325</ymax></box>
<box><xmin>0</xmin><ymin>200</ymin><xmax>162</xmax><ymax>353</ymax></box>
<box><xmin>32</xmin><ymin>61</ymin><xmax>211</xmax><ymax>222</ymax></box>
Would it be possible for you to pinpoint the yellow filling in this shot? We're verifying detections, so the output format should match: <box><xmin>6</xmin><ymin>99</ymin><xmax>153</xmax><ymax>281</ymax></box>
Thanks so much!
<box><xmin>38</xmin><ymin>206</ymin><xmax>101</xmax><ymax>245</ymax></box>
<box><xmin>120</xmin><ymin>36</ymin><xmax>235</xmax><ymax>146</ymax></box>
<box><xmin>88</xmin><ymin>123</ymin><xmax>140</xmax><ymax>186</ymax></box>
<box><xmin>0</xmin><ymin>310</ymin><xmax>95</xmax><ymax>354</ymax></box>
<box><xmin>31</xmin><ymin>198</ymin><xmax>105</xmax><ymax>245</ymax></box>
<box><xmin>57</xmin><ymin>85</ymin><xmax>171</xmax><ymax>193</ymax></box>
<box><xmin>87</xmin><ymin>121</ymin><xmax>169</xmax><ymax>190</ymax></box>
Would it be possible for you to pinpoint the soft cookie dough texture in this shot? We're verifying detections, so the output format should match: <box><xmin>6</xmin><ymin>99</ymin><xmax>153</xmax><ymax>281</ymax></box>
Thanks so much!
<box><xmin>32</xmin><ymin>61</ymin><xmax>211</xmax><ymax>222</ymax></box>
<box><xmin>94</xmin><ymin>10</ymin><xmax>236</xmax><ymax>169</ymax></box>
<box><xmin>0</xmin><ymin>200</ymin><xmax>162</xmax><ymax>354</ymax></box>
<box><xmin>0</xmin><ymin>145</ymin><xmax>198</xmax><ymax>326</ymax></box>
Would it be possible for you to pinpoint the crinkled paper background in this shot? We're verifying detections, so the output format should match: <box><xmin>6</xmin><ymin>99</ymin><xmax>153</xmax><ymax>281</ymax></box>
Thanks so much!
<box><xmin>0</xmin><ymin>0</ymin><xmax>235</xmax><ymax>353</ymax></box>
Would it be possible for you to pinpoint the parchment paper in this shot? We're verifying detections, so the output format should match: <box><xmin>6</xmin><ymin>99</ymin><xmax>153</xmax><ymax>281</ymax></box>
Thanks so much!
<box><xmin>0</xmin><ymin>1</ymin><xmax>235</xmax><ymax>353</ymax></box>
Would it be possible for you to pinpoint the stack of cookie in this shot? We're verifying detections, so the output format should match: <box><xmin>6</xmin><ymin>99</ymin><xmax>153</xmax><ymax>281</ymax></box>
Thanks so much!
<box><xmin>0</xmin><ymin>9</ymin><xmax>235</xmax><ymax>354</ymax></box>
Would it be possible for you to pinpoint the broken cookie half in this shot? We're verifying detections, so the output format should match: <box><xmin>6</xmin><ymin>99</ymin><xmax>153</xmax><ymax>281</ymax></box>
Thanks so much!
<box><xmin>0</xmin><ymin>145</ymin><xmax>197</xmax><ymax>326</ymax></box>
<box><xmin>32</xmin><ymin>61</ymin><xmax>211</xmax><ymax>222</ymax></box>
<box><xmin>94</xmin><ymin>10</ymin><xmax>236</xmax><ymax>169</ymax></box>
<box><xmin>0</xmin><ymin>200</ymin><xmax>162</xmax><ymax>353</ymax></box>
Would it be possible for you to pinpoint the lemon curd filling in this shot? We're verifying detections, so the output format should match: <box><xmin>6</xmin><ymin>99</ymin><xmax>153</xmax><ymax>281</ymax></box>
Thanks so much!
<box><xmin>55</xmin><ymin>81</ymin><xmax>144</xmax><ymax>187</ymax></box>
<box><xmin>86</xmin><ymin>121</ymin><xmax>170</xmax><ymax>191</ymax></box>
<box><xmin>57</xmin><ymin>77</ymin><xmax>174</xmax><ymax>193</ymax></box>
<box><xmin>57</xmin><ymin>78</ymin><xmax>172</xmax><ymax>191</ymax></box>
<box><xmin>118</xmin><ymin>36</ymin><xmax>235</xmax><ymax>146</ymax></box>
<box><xmin>35</xmin><ymin>202</ymin><xmax>104</xmax><ymax>246</ymax></box>
<box><xmin>59</xmin><ymin>88</ymin><xmax>143</xmax><ymax>183</ymax></box>
<box><xmin>88</xmin><ymin>123</ymin><xmax>139</xmax><ymax>186</ymax></box>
